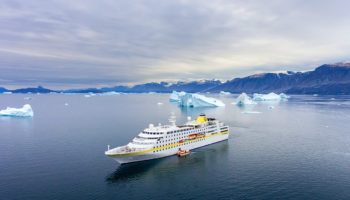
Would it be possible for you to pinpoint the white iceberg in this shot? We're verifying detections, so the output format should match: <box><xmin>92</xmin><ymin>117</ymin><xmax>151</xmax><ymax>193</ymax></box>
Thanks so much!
<box><xmin>253</xmin><ymin>92</ymin><xmax>289</xmax><ymax>101</ymax></box>
<box><xmin>169</xmin><ymin>91</ymin><xmax>186</xmax><ymax>102</ymax></box>
<box><xmin>279</xmin><ymin>93</ymin><xmax>290</xmax><ymax>100</ymax></box>
<box><xmin>179</xmin><ymin>93</ymin><xmax>225</xmax><ymax>107</ymax></box>
<box><xmin>157</xmin><ymin>102</ymin><xmax>163</xmax><ymax>105</ymax></box>
<box><xmin>241</xmin><ymin>111</ymin><xmax>261</xmax><ymax>114</ymax></box>
<box><xmin>253</xmin><ymin>92</ymin><xmax>281</xmax><ymax>101</ymax></box>
<box><xmin>220</xmin><ymin>91</ymin><xmax>231</xmax><ymax>95</ymax></box>
<box><xmin>84</xmin><ymin>93</ymin><xmax>96</xmax><ymax>98</ymax></box>
<box><xmin>99</xmin><ymin>92</ymin><xmax>120</xmax><ymax>96</ymax></box>
<box><xmin>0</xmin><ymin>104</ymin><xmax>34</xmax><ymax>117</ymax></box>
<box><xmin>235</xmin><ymin>93</ymin><xmax>257</xmax><ymax>106</ymax></box>
<box><xmin>3</xmin><ymin>91</ymin><xmax>12</xmax><ymax>94</ymax></box>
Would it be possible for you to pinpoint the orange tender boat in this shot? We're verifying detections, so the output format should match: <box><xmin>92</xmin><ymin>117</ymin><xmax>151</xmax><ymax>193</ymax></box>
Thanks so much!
<box><xmin>177</xmin><ymin>149</ymin><xmax>190</xmax><ymax>157</ymax></box>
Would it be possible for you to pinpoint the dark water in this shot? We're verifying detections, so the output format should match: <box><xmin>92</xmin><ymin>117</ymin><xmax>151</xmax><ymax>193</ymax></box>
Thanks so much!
<box><xmin>1</xmin><ymin>93</ymin><xmax>350</xmax><ymax>200</ymax></box>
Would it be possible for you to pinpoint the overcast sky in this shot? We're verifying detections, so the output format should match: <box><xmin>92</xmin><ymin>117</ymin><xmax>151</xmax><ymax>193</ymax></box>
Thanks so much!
<box><xmin>1</xmin><ymin>0</ymin><xmax>350</xmax><ymax>89</ymax></box>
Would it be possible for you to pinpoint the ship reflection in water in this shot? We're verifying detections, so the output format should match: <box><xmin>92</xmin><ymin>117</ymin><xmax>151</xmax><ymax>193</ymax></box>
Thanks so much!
<box><xmin>106</xmin><ymin>141</ymin><xmax>229</xmax><ymax>183</ymax></box>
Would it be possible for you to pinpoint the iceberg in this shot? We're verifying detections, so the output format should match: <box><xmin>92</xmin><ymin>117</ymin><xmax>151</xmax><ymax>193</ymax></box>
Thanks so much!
<box><xmin>178</xmin><ymin>93</ymin><xmax>225</xmax><ymax>107</ymax></box>
<box><xmin>99</xmin><ymin>92</ymin><xmax>120</xmax><ymax>96</ymax></box>
<box><xmin>220</xmin><ymin>91</ymin><xmax>231</xmax><ymax>95</ymax></box>
<box><xmin>170</xmin><ymin>91</ymin><xmax>225</xmax><ymax>107</ymax></box>
<box><xmin>0</xmin><ymin>104</ymin><xmax>34</xmax><ymax>117</ymax></box>
<box><xmin>279</xmin><ymin>93</ymin><xmax>290</xmax><ymax>100</ymax></box>
<box><xmin>169</xmin><ymin>91</ymin><xmax>186</xmax><ymax>102</ymax></box>
<box><xmin>241</xmin><ymin>111</ymin><xmax>261</xmax><ymax>114</ymax></box>
<box><xmin>253</xmin><ymin>92</ymin><xmax>281</xmax><ymax>101</ymax></box>
<box><xmin>235</xmin><ymin>93</ymin><xmax>256</xmax><ymax>106</ymax></box>
<box><xmin>84</xmin><ymin>93</ymin><xmax>96</xmax><ymax>98</ymax></box>
<box><xmin>24</xmin><ymin>97</ymin><xmax>32</xmax><ymax>100</ymax></box>
<box><xmin>3</xmin><ymin>91</ymin><xmax>12</xmax><ymax>94</ymax></box>
<box><xmin>253</xmin><ymin>92</ymin><xmax>289</xmax><ymax>101</ymax></box>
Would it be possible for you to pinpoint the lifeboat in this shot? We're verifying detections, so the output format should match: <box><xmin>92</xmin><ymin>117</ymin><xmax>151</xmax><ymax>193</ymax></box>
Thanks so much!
<box><xmin>177</xmin><ymin>149</ymin><xmax>190</xmax><ymax>157</ymax></box>
<box><xmin>188</xmin><ymin>134</ymin><xmax>198</xmax><ymax>139</ymax></box>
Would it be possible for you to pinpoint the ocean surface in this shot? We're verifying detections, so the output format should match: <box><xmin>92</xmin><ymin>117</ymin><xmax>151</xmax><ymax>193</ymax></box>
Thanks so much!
<box><xmin>1</xmin><ymin>93</ymin><xmax>350</xmax><ymax>200</ymax></box>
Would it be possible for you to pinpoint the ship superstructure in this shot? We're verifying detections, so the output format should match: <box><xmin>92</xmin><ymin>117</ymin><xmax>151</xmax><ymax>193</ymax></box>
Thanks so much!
<box><xmin>105</xmin><ymin>114</ymin><xmax>229</xmax><ymax>164</ymax></box>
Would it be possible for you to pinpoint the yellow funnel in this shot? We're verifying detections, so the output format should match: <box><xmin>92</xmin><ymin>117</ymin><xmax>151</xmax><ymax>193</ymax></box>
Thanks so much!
<box><xmin>196</xmin><ymin>115</ymin><xmax>208</xmax><ymax>123</ymax></box>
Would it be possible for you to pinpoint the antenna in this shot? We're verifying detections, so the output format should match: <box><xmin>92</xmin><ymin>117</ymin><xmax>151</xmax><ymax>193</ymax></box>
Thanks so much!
<box><xmin>169</xmin><ymin>112</ymin><xmax>176</xmax><ymax>126</ymax></box>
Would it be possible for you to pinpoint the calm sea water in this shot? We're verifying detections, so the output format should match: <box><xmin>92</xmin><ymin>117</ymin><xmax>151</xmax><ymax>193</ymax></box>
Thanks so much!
<box><xmin>1</xmin><ymin>93</ymin><xmax>350</xmax><ymax>200</ymax></box>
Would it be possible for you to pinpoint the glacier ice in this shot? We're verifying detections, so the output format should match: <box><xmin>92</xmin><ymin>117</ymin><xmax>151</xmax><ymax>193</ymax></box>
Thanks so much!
<box><xmin>235</xmin><ymin>93</ymin><xmax>257</xmax><ymax>106</ymax></box>
<box><xmin>169</xmin><ymin>91</ymin><xmax>186</xmax><ymax>102</ymax></box>
<box><xmin>178</xmin><ymin>93</ymin><xmax>225</xmax><ymax>107</ymax></box>
<box><xmin>253</xmin><ymin>92</ymin><xmax>289</xmax><ymax>101</ymax></box>
<box><xmin>0</xmin><ymin>104</ymin><xmax>34</xmax><ymax>117</ymax></box>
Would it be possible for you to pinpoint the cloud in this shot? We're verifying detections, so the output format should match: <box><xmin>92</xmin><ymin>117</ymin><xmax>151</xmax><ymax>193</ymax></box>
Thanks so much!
<box><xmin>0</xmin><ymin>0</ymin><xmax>350</xmax><ymax>88</ymax></box>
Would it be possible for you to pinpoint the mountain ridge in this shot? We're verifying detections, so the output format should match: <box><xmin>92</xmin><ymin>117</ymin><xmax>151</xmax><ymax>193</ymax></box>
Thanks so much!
<box><xmin>1</xmin><ymin>63</ymin><xmax>350</xmax><ymax>94</ymax></box>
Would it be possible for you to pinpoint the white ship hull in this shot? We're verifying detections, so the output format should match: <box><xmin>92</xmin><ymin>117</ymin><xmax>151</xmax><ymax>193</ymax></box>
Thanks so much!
<box><xmin>110</xmin><ymin>132</ymin><xmax>229</xmax><ymax>164</ymax></box>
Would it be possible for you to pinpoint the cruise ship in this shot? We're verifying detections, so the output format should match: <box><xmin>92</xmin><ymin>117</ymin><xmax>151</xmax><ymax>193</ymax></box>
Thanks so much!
<box><xmin>105</xmin><ymin>114</ymin><xmax>229</xmax><ymax>164</ymax></box>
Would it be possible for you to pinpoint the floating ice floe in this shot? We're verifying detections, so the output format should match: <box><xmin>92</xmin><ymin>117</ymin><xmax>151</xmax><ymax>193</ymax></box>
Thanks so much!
<box><xmin>3</xmin><ymin>92</ymin><xmax>12</xmax><ymax>94</ymax></box>
<box><xmin>64</xmin><ymin>103</ymin><xmax>69</xmax><ymax>106</ymax></box>
<box><xmin>253</xmin><ymin>92</ymin><xmax>289</xmax><ymax>101</ymax></box>
<box><xmin>24</xmin><ymin>97</ymin><xmax>32</xmax><ymax>100</ymax></box>
<box><xmin>84</xmin><ymin>93</ymin><xmax>96</xmax><ymax>98</ymax></box>
<box><xmin>241</xmin><ymin>111</ymin><xmax>261</xmax><ymax>114</ymax></box>
<box><xmin>235</xmin><ymin>93</ymin><xmax>257</xmax><ymax>106</ymax></box>
<box><xmin>220</xmin><ymin>91</ymin><xmax>231</xmax><ymax>95</ymax></box>
<box><xmin>157</xmin><ymin>102</ymin><xmax>163</xmax><ymax>105</ymax></box>
<box><xmin>99</xmin><ymin>92</ymin><xmax>120</xmax><ymax>96</ymax></box>
<box><xmin>169</xmin><ymin>91</ymin><xmax>186</xmax><ymax>102</ymax></box>
<box><xmin>0</xmin><ymin>104</ymin><xmax>34</xmax><ymax>117</ymax></box>
<box><xmin>179</xmin><ymin>93</ymin><xmax>225</xmax><ymax>107</ymax></box>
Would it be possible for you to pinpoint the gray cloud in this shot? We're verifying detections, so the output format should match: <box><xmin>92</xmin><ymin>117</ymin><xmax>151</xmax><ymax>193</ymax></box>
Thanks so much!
<box><xmin>1</xmin><ymin>0</ymin><xmax>350</xmax><ymax>88</ymax></box>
